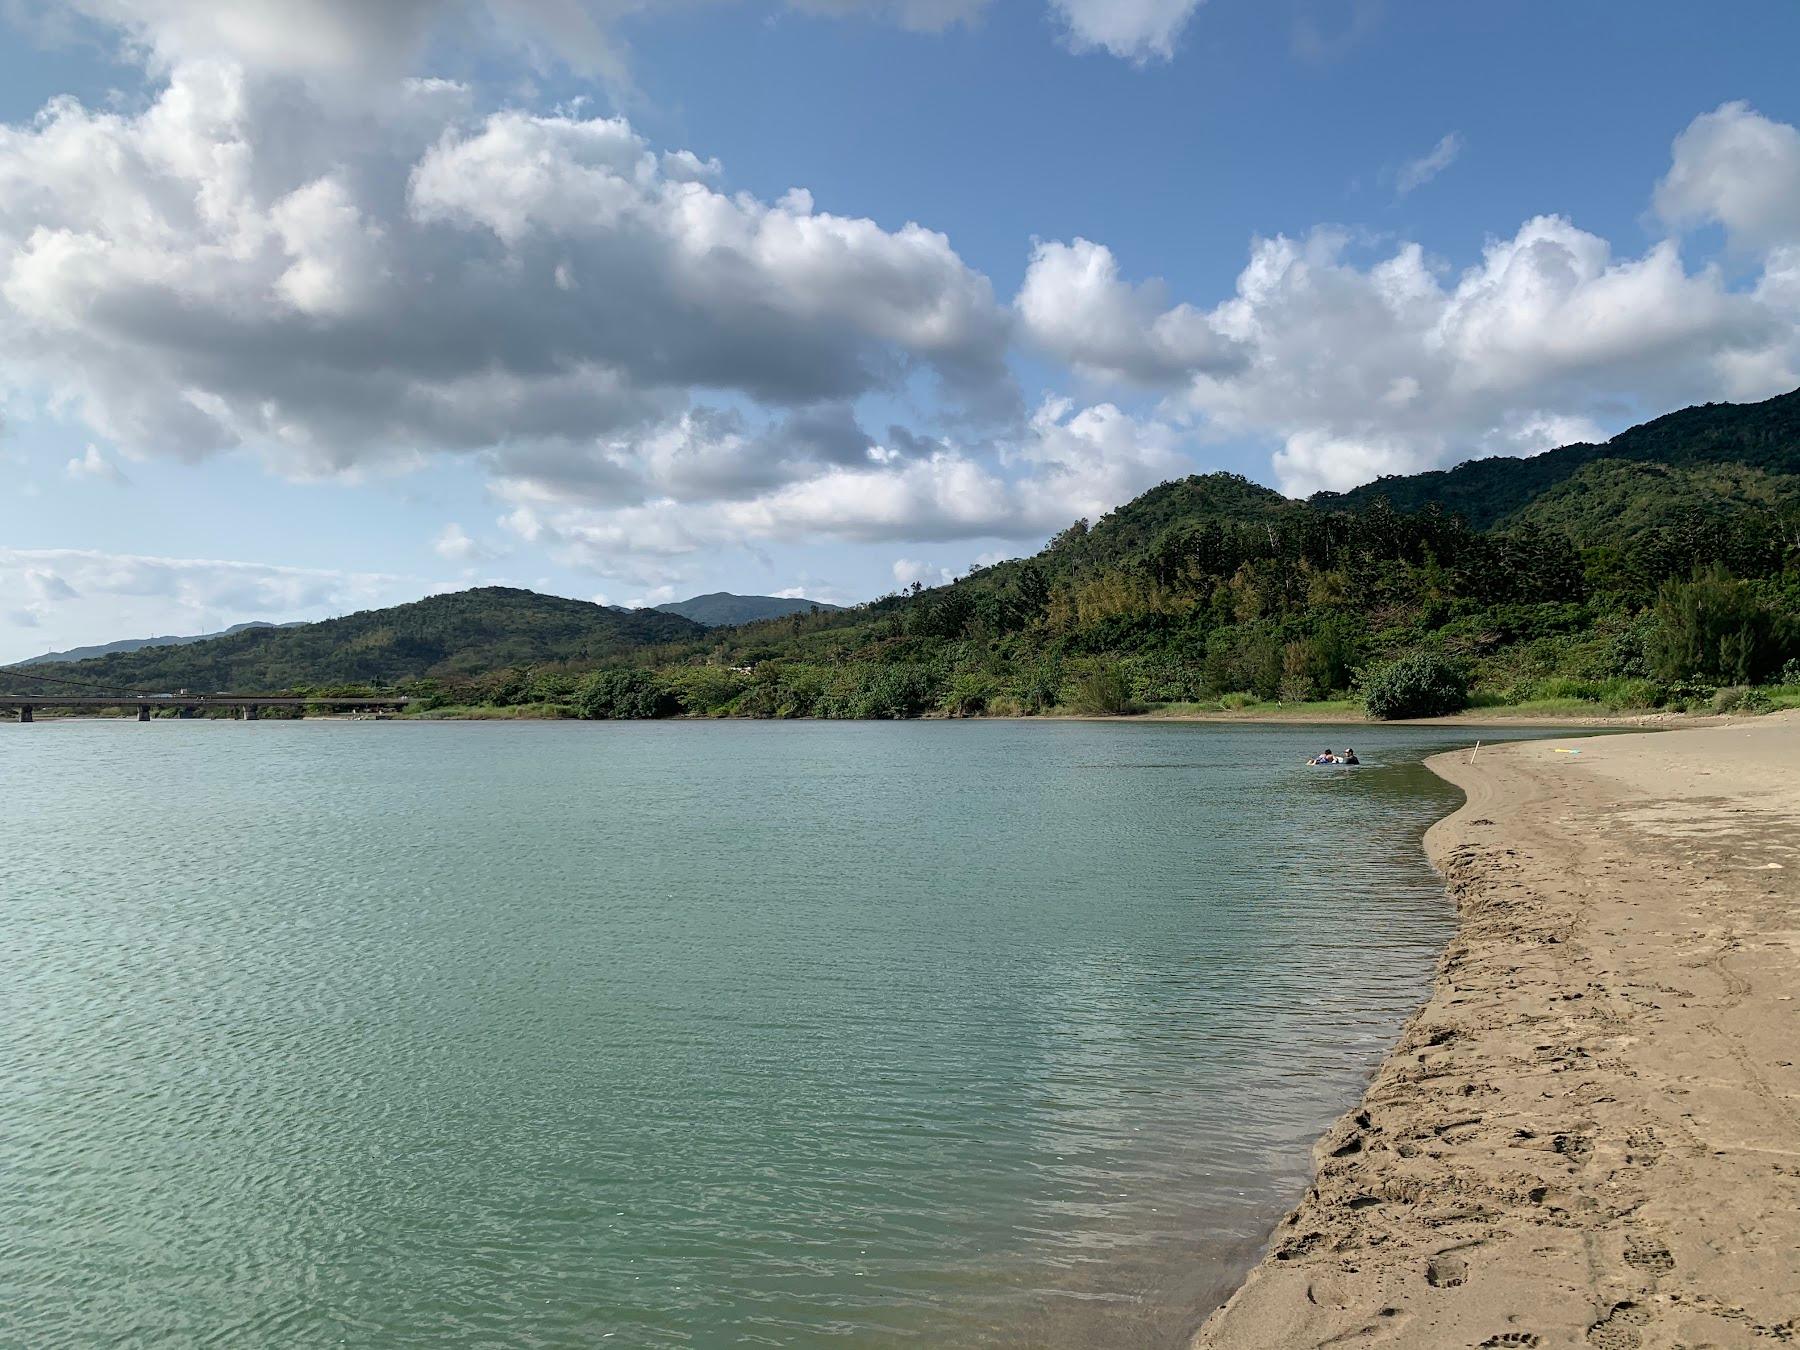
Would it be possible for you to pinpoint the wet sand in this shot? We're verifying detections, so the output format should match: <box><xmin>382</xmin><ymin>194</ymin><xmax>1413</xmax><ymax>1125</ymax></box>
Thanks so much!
<box><xmin>1194</xmin><ymin>714</ymin><xmax>1800</xmax><ymax>1348</ymax></box>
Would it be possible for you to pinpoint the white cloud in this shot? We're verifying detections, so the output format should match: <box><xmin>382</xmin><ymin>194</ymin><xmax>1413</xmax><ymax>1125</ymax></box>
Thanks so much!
<box><xmin>1014</xmin><ymin>105</ymin><xmax>1800</xmax><ymax>495</ymax></box>
<box><xmin>432</xmin><ymin>523</ymin><xmax>483</xmax><ymax>562</ymax></box>
<box><xmin>65</xmin><ymin>444</ymin><xmax>129</xmax><ymax>484</ymax></box>
<box><xmin>0</xmin><ymin>546</ymin><xmax>404</xmax><ymax>662</ymax></box>
<box><xmin>1396</xmin><ymin>132</ymin><xmax>1461</xmax><ymax>196</ymax></box>
<box><xmin>892</xmin><ymin>557</ymin><xmax>955</xmax><ymax>588</ymax></box>
<box><xmin>493</xmin><ymin>396</ymin><xmax>1189</xmax><ymax>576</ymax></box>
<box><xmin>0</xmin><ymin>66</ymin><xmax>1012</xmax><ymax>479</ymax></box>
<box><xmin>1049</xmin><ymin>0</ymin><xmax>1204</xmax><ymax>62</ymax></box>
<box><xmin>1655</xmin><ymin>100</ymin><xmax>1800</xmax><ymax>255</ymax></box>
<box><xmin>1208</xmin><ymin>218</ymin><xmax>1790</xmax><ymax>493</ymax></box>
<box><xmin>1017</xmin><ymin>237</ymin><xmax>1241</xmax><ymax>384</ymax></box>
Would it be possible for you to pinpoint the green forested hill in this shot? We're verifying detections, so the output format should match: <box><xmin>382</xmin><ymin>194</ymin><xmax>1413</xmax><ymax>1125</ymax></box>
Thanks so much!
<box><xmin>6</xmin><ymin>588</ymin><xmax>703</xmax><ymax>693</ymax></box>
<box><xmin>1312</xmin><ymin>387</ymin><xmax>1800</xmax><ymax>529</ymax></box>
<box><xmin>1506</xmin><ymin>460</ymin><xmax>1800</xmax><ymax>546</ymax></box>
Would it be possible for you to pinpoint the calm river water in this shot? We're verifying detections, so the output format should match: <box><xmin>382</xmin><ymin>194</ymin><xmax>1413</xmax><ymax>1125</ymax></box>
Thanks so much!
<box><xmin>2</xmin><ymin>720</ymin><xmax>1541</xmax><ymax>1347</ymax></box>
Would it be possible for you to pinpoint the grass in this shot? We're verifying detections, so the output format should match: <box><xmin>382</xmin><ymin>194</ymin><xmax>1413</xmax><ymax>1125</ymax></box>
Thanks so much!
<box><xmin>1137</xmin><ymin>697</ymin><xmax>1365</xmax><ymax>719</ymax></box>
<box><xmin>1764</xmin><ymin>685</ymin><xmax>1800</xmax><ymax>711</ymax></box>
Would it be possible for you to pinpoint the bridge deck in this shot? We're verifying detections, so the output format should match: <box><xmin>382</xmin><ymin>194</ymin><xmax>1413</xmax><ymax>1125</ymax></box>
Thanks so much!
<box><xmin>0</xmin><ymin>696</ymin><xmax>407</xmax><ymax>707</ymax></box>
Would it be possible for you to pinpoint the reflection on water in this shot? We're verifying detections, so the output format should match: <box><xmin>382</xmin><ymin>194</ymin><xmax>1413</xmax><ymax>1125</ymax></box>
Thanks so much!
<box><xmin>2</xmin><ymin>720</ymin><xmax>1544</xmax><ymax>1348</ymax></box>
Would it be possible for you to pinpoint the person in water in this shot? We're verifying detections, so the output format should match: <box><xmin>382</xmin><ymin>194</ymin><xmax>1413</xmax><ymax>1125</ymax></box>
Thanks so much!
<box><xmin>1341</xmin><ymin>748</ymin><xmax>1360</xmax><ymax>765</ymax></box>
<box><xmin>1309</xmin><ymin>748</ymin><xmax>1338</xmax><ymax>765</ymax></box>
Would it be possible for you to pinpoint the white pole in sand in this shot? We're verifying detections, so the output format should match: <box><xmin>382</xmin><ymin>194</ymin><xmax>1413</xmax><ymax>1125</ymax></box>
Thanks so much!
<box><xmin>1469</xmin><ymin>740</ymin><xmax>1482</xmax><ymax>763</ymax></box>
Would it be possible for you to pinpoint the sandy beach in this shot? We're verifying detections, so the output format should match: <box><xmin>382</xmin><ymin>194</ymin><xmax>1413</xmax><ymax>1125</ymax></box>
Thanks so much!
<box><xmin>1194</xmin><ymin>714</ymin><xmax>1800</xmax><ymax>1349</ymax></box>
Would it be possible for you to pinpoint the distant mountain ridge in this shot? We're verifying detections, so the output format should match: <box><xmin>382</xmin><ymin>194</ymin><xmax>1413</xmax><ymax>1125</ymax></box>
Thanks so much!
<box><xmin>1310</xmin><ymin>387</ymin><xmax>1800</xmax><ymax>528</ymax></box>
<box><xmin>5</xmin><ymin>588</ymin><xmax>702</xmax><ymax>691</ymax></box>
<box><xmin>17</xmin><ymin>621</ymin><xmax>286</xmax><ymax>667</ymax></box>
<box><xmin>652</xmin><ymin>592</ymin><xmax>844</xmax><ymax>627</ymax></box>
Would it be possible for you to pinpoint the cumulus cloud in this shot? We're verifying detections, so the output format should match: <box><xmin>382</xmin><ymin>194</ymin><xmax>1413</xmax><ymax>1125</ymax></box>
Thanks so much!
<box><xmin>493</xmin><ymin>396</ymin><xmax>1189</xmax><ymax>575</ymax></box>
<box><xmin>1205</xmin><ymin>219</ymin><xmax>1790</xmax><ymax>493</ymax></box>
<box><xmin>1655</xmin><ymin>101</ymin><xmax>1800</xmax><ymax>255</ymax></box>
<box><xmin>1396</xmin><ymin>132</ymin><xmax>1461</xmax><ymax>196</ymax></box>
<box><xmin>1017</xmin><ymin>237</ymin><xmax>1242</xmax><ymax>384</ymax></box>
<box><xmin>1015</xmin><ymin>105</ymin><xmax>1800</xmax><ymax>495</ymax></box>
<box><xmin>1049</xmin><ymin>0</ymin><xmax>1204</xmax><ymax>61</ymax></box>
<box><xmin>488</xmin><ymin>403</ymin><xmax>880</xmax><ymax>511</ymax></box>
<box><xmin>0</xmin><ymin>66</ymin><xmax>1012</xmax><ymax>479</ymax></box>
<box><xmin>0</xmin><ymin>546</ymin><xmax>404</xmax><ymax>661</ymax></box>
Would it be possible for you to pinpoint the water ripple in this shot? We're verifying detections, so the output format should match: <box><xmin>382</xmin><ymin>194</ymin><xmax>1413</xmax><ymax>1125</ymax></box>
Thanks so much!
<box><xmin>0</xmin><ymin>719</ymin><xmax>1540</xmax><ymax>1348</ymax></box>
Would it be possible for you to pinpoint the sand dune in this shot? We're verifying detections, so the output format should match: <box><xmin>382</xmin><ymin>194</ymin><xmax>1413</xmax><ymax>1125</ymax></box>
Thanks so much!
<box><xmin>1194</xmin><ymin>714</ymin><xmax>1800</xmax><ymax>1349</ymax></box>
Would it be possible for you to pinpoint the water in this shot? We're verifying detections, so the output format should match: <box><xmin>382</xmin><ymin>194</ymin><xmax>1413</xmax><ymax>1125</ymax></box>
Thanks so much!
<box><xmin>1</xmin><ymin>719</ymin><xmax>1544</xmax><ymax>1348</ymax></box>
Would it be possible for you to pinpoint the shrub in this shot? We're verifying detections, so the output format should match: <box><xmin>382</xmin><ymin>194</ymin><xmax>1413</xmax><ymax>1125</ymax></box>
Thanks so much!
<box><xmin>662</xmin><ymin>665</ymin><xmax>752</xmax><ymax>716</ymax></box>
<box><xmin>1066</xmin><ymin>663</ymin><xmax>1135</xmax><ymax>716</ymax></box>
<box><xmin>1218</xmin><ymin>691</ymin><xmax>1260</xmax><ymax>710</ymax></box>
<box><xmin>821</xmin><ymin>663</ymin><xmax>939</xmax><ymax>719</ymax></box>
<box><xmin>1712</xmin><ymin>685</ymin><xmax>1772</xmax><ymax>714</ymax></box>
<box><xmin>1359</xmin><ymin>651</ymin><xmax>1469</xmax><ymax>720</ymax></box>
<box><xmin>574</xmin><ymin>669</ymin><xmax>678</xmax><ymax>719</ymax></box>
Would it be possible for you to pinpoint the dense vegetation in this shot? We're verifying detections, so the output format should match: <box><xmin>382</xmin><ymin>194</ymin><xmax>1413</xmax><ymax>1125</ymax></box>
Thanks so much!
<box><xmin>10</xmin><ymin>390</ymin><xmax>1800</xmax><ymax>722</ymax></box>
<box><xmin>9</xmin><ymin>588</ymin><xmax>701</xmax><ymax>692</ymax></box>
<box><xmin>1314</xmin><ymin>388</ymin><xmax>1800</xmax><ymax>529</ymax></box>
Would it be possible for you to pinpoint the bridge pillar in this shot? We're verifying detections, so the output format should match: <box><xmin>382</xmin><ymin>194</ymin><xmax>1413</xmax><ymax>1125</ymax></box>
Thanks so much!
<box><xmin>179</xmin><ymin>706</ymin><xmax>195</xmax><ymax>719</ymax></box>
<box><xmin>138</xmin><ymin>704</ymin><xmax>152</xmax><ymax>722</ymax></box>
<box><xmin>18</xmin><ymin>705</ymin><xmax>32</xmax><ymax>723</ymax></box>
<box><xmin>244</xmin><ymin>704</ymin><xmax>258</xmax><ymax>721</ymax></box>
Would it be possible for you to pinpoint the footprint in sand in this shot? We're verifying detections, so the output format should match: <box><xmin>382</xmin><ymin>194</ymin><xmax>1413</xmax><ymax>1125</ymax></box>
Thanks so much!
<box><xmin>1623</xmin><ymin>1234</ymin><xmax>1675</xmax><ymax>1275</ymax></box>
<box><xmin>1623</xmin><ymin>1126</ymin><xmax>1664</xmax><ymax>1166</ymax></box>
<box><xmin>1586</xmin><ymin>1300</ymin><xmax>1650</xmax><ymax>1348</ymax></box>
<box><xmin>1553</xmin><ymin>1133</ymin><xmax>1595</xmax><ymax>1166</ymax></box>
<box><xmin>1479</xmin><ymin>1335</ymin><xmax>1540</xmax><ymax>1348</ymax></box>
<box><xmin>1425</xmin><ymin>1247</ymin><xmax>1473</xmax><ymax>1289</ymax></box>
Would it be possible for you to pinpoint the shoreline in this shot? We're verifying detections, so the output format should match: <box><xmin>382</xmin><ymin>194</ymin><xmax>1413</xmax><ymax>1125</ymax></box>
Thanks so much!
<box><xmin>1192</xmin><ymin>713</ymin><xmax>1800</xmax><ymax>1348</ymax></box>
<box><xmin>6</xmin><ymin>707</ymin><xmax>1739</xmax><ymax>730</ymax></box>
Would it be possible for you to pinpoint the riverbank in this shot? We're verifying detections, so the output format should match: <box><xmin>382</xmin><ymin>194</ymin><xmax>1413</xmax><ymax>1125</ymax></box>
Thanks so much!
<box><xmin>1085</xmin><ymin>707</ymin><xmax>1710</xmax><ymax>729</ymax></box>
<box><xmin>1194</xmin><ymin>714</ymin><xmax>1800</xmax><ymax>1348</ymax></box>
<box><xmin>393</xmin><ymin>704</ymin><xmax>1742</xmax><ymax>728</ymax></box>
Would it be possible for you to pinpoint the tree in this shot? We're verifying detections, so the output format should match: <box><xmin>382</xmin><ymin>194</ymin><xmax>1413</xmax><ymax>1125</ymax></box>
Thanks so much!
<box><xmin>1648</xmin><ymin>566</ymin><xmax>1788</xmax><ymax>684</ymax></box>
<box><xmin>1360</xmin><ymin>651</ymin><xmax>1469</xmax><ymax>720</ymax></box>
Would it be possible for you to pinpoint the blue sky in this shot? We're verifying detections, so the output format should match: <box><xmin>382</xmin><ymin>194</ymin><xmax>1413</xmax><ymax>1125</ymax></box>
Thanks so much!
<box><xmin>2</xmin><ymin>0</ymin><xmax>1798</xmax><ymax>660</ymax></box>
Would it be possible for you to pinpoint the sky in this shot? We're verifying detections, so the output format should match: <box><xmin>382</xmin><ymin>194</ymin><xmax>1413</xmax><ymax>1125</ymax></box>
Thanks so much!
<box><xmin>2</xmin><ymin>0</ymin><xmax>1798</xmax><ymax>661</ymax></box>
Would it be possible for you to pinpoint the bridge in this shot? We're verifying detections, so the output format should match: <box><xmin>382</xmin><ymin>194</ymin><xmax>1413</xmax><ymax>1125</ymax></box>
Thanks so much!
<box><xmin>1</xmin><ymin>693</ymin><xmax>409</xmax><ymax>722</ymax></box>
